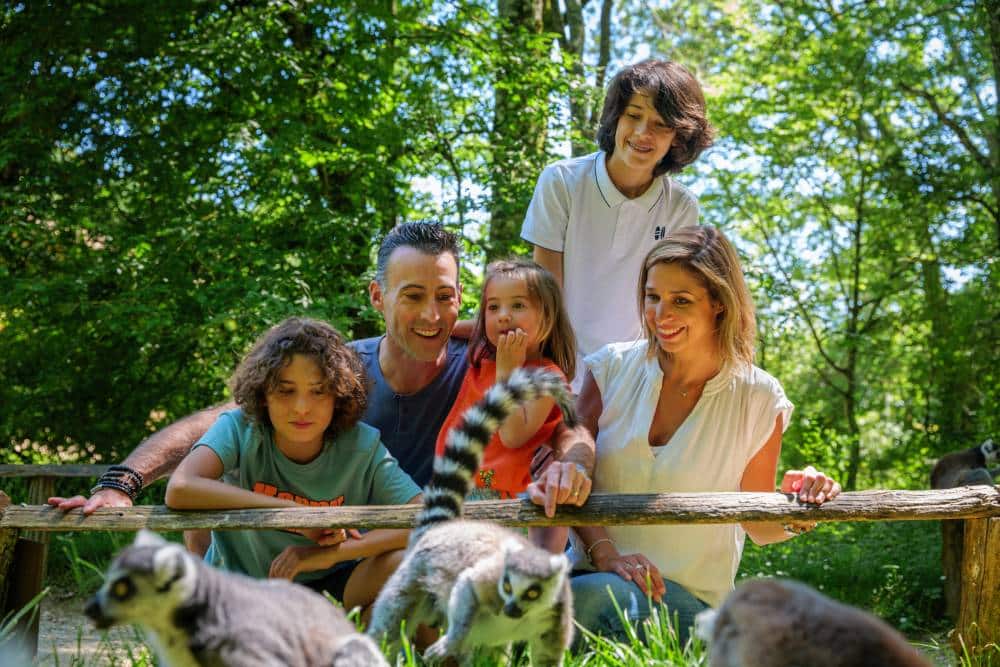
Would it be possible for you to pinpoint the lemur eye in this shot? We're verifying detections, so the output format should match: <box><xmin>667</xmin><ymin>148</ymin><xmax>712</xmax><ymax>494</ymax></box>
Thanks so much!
<box><xmin>524</xmin><ymin>585</ymin><xmax>540</xmax><ymax>600</ymax></box>
<box><xmin>502</xmin><ymin>580</ymin><xmax>512</xmax><ymax>594</ymax></box>
<box><xmin>111</xmin><ymin>577</ymin><xmax>134</xmax><ymax>600</ymax></box>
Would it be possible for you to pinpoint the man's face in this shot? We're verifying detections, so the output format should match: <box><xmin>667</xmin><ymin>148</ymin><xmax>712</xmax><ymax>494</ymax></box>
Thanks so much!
<box><xmin>370</xmin><ymin>246</ymin><xmax>460</xmax><ymax>363</ymax></box>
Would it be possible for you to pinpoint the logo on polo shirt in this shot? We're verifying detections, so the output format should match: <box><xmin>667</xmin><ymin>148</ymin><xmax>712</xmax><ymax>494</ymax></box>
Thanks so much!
<box><xmin>654</xmin><ymin>226</ymin><xmax>666</xmax><ymax>240</ymax></box>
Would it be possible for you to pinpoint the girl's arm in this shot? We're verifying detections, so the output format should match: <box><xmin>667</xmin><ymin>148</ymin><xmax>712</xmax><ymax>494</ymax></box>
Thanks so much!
<box><xmin>269</xmin><ymin>493</ymin><xmax>422</xmax><ymax>579</ymax></box>
<box><xmin>165</xmin><ymin>445</ymin><xmax>300</xmax><ymax>510</ymax></box>
<box><xmin>494</xmin><ymin>328</ymin><xmax>558</xmax><ymax>449</ymax></box>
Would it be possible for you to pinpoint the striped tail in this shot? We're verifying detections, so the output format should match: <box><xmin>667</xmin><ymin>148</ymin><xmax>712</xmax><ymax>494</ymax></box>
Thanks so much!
<box><xmin>411</xmin><ymin>367</ymin><xmax>577</xmax><ymax>544</ymax></box>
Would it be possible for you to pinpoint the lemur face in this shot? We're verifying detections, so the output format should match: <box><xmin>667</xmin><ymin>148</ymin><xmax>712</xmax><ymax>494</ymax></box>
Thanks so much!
<box><xmin>85</xmin><ymin>531</ymin><xmax>195</xmax><ymax>630</ymax></box>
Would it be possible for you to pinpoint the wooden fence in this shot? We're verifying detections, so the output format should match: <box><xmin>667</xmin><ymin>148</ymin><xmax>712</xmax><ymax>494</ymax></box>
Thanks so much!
<box><xmin>1</xmin><ymin>465</ymin><xmax>998</xmax><ymax>659</ymax></box>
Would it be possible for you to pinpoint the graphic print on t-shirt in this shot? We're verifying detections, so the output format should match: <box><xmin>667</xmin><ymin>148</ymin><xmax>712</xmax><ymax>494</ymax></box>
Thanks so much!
<box><xmin>252</xmin><ymin>481</ymin><xmax>345</xmax><ymax>507</ymax></box>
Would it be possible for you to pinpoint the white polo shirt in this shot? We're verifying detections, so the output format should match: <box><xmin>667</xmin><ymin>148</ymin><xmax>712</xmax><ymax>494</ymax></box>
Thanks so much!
<box><xmin>521</xmin><ymin>151</ymin><xmax>699</xmax><ymax>391</ymax></box>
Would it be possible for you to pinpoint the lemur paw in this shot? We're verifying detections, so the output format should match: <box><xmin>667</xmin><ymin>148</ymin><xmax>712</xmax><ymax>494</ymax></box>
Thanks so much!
<box><xmin>423</xmin><ymin>637</ymin><xmax>455</xmax><ymax>663</ymax></box>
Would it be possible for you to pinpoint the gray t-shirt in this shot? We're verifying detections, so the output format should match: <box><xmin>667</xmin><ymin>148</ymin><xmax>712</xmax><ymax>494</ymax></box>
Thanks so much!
<box><xmin>351</xmin><ymin>336</ymin><xmax>468</xmax><ymax>487</ymax></box>
<box><xmin>199</xmin><ymin>409</ymin><xmax>420</xmax><ymax>582</ymax></box>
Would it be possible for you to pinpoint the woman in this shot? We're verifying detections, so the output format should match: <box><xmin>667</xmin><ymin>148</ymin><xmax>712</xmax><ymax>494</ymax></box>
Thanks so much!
<box><xmin>570</xmin><ymin>225</ymin><xmax>841</xmax><ymax>644</ymax></box>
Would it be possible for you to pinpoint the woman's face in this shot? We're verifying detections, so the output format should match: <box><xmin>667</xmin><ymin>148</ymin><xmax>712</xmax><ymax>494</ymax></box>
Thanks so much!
<box><xmin>643</xmin><ymin>263</ymin><xmax>723</xmax><ymax>358</ymax></box>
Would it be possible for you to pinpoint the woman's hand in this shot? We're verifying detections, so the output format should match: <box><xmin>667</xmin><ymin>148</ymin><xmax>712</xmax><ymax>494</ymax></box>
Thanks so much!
<box><xmin>780</xmin><ymin>465</ymin><xmax>841</xmax><ymax>505</ymax></box>
<box><xmin>594</xmin><ymin>551</ymin><xmax>666</xmax><ymax>603</ymax></box>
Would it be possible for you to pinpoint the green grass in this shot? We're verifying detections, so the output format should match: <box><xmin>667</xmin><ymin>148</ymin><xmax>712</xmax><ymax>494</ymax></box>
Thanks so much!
<box><xmin>36</xmin><ymin>520</ymin><xmax>1000</xmax><ymax>665</ymax></box>
<box><xmin>738</xmin><ymin>520</ymin><xmax>946</xmax><ymax>633</ymax></box>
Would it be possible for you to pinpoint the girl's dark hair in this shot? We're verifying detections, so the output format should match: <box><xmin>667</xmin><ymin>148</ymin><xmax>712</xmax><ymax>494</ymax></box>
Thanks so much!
<box><xmin>230</xmin><ymin>317</ymin><xmax>367</xmax><ymax>439</ymax></box>
<box><xmin>596</xmin><ymin>60</ymin><xmax>715</xmax><ymax>176</ymax></box>
<box><xmin>468</xmin><ymin>258</ymin><xmax>577</xmax><ymax>381</ymax></box>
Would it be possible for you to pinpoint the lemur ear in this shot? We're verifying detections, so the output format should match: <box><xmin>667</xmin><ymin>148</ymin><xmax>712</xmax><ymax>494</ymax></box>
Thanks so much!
<box><xmin>133</xmin><ymin>529</ymin><xmax>167</xmax><ymax>548</ymax></box>
<box><xmin>549</xmin><ymin>553</ymin><xmax>569</xmax><ymax>574</ymax></box>
<box><xmin>501</xmin><ymin>538</ymin><xmax>524</xmax><ymax>556</ymax></box>
<box><xmin>981</xmin><ymin>438</ymin><xmax>998</xmax><ymax>462</ymax></box>
<box><xmin>152</xmin><ymin>543</ymin><xmax>193</xmax><ymax>593</ymax></box>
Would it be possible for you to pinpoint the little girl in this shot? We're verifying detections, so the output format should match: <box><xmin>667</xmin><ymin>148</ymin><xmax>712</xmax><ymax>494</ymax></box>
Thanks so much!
<box><xmin>434</xmin><ymin>258</ymin><xmax>576</xmax><ymax>551</ymax></box>
<box><xmin>166</xmin><ymin>317</ymin><xmax>421</xmax><ymax>612</ymax></box>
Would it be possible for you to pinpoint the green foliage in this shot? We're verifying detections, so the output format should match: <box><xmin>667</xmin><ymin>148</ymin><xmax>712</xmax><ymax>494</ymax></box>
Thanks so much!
<box><xmin>651</xmin><ymin>0</ymin><xmax>999</xmax><ymax>488</ymax></box>
<box><xmin>0</xmin><ymin>2</ymin><xmax>571</xmax><ymax>464</ymax></box>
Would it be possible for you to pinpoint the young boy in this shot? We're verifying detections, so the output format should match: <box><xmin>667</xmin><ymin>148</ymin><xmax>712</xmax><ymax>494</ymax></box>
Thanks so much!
<box><xmin>521</xmin><ymin>60</ymin><xmax>715</xmax><ymax>391</ymax></box>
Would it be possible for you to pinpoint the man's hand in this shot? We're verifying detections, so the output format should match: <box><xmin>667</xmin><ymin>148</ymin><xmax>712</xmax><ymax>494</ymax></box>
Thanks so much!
<box><xmin>47</xmin><ymin>488</ymin><xmax>133</xmax><ymax>516</ymax></box>
<box><xmin>526</xmin><ymin>461</ymin><xmax>592</xmax><ymax>518</ymax></box>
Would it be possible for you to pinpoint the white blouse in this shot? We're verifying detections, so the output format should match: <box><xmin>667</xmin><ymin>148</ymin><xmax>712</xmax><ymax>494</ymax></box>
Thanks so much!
<box><xmin>569</xmin><ymin>340</ymin><xmax>793</xmax><ymax>607</ymax></box>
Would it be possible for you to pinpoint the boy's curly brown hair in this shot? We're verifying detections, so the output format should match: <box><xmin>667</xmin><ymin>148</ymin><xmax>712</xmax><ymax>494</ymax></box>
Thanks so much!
<box><xmin>230</xmin><ymin>317</ymin><xmax>367</xmax><ymax>439</ymax></box>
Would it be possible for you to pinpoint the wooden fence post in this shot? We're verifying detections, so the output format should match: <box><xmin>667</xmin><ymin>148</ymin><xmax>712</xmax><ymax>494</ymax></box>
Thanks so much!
<box><xmin>953</xmin><ymin>516</ymin><xmax>1000</xmax><ymax>656</ymax></box>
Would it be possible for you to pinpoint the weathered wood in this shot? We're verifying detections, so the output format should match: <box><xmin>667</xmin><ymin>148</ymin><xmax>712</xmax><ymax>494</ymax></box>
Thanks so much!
<box><xmin>1</xmin><ymin>487</ymin><xmax>997</xmax><ymax>532</ymax></box>
<box><xmin>24</xmin><ymin>476</ymin><xmax>54</xmax><ymax>544</ymax></box>
<box><xmin>941</xmin><ymin>520</ymin><xmax>964</xmax><ymax>621</ymax></box>
<box><xmin>0</xmin><ymin>464</ymin><xmax>108</xmax><ymax>478</ymax></box>
<box><xmin>953</xmin><ymin>517</ymin><xmax>1000</xmax><ymax>656</ymax></box>
<box><xmin>0</xmin><ymin>490</ymin><xmax>16</xmax><ymax>611</ymax></box>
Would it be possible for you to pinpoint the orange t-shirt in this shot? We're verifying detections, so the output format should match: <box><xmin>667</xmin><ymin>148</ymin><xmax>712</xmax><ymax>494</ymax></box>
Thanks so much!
<box><xmin>433</xmin><ymin>358</ymin><xmax>565</xmax><ymax>498</ymax></box>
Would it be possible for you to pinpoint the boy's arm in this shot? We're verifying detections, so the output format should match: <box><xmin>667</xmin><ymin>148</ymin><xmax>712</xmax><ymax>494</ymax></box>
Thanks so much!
<box><xmin>47</xmin><ymin>402</ymin><xmax>234</xmax><ymax>514</ymax></box>
<box><xmin>532</xmin><ymin>246</ymin><xmax>563</xmax><ymax>287</ymax></box>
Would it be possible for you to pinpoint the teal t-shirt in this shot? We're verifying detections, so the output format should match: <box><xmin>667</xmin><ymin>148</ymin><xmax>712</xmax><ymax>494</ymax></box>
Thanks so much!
<box><xmin>198</xmin><ymin>409</ymin><xmax>420</xmax><ymax>582</ymax></box>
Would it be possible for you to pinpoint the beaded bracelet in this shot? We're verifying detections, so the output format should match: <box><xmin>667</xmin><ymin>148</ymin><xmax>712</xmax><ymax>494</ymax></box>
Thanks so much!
<box><xmin>781</xmin><ymin>522</ymin><xmax>815</xmax><ymax>536</ymax></box>
<box><xmin>92</xmin><ymin>465</ymin><xmax>144</xmax><ymax>502</ymax></box>
<box><xmin>108</xmin><ymin>464</ymin><xmax>144</xmax><ymax>490</ymax></box>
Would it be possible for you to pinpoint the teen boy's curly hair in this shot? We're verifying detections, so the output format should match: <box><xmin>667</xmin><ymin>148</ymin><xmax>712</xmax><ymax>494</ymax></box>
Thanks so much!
<box><xmin>596</xmin><ymin>59</ymin><xmax>715</xmax><ymax>176</ymax></box>
<box><xmin>230</xmin><ymin>317</ymin><xmax>367</xmax><ymax>439</ymax></box>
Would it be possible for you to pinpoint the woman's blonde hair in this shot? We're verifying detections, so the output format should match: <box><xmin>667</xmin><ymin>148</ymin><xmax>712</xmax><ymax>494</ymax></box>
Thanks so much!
<box><xmin>638</xmin><ymin>226</ymin><xmax>756</xmax><ymax>367</ymax></box>
<box><xmin>469</xmin><ymin>258</ymin><xmax>577</xmax><ymax>381</ymax></box>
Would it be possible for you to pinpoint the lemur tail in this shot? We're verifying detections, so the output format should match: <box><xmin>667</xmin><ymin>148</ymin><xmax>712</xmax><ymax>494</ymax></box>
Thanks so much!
<box><xmin>411</xmin><ymin>367</ymin><xmax>577</xmax><ymax>545</ymax></box>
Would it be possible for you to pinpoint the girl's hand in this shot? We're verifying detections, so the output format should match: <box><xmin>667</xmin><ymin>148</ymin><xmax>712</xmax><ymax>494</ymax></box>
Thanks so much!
<box><xmin>269</xmin><ymin>545</ymin><xmax>310</xmax><ymax>580</ymax></box>
<box><xmin>595</xmin><ymin>552</ymin><xmax>665</xmax><ymax>603</ymax></box>
<box><xmin>495</xmin><ymin>328</ymin><xmax>528</xmax><ymax>380</ymax></box>
<box><xmin>780</xmin><ymin>465</ymin><xmax>841</xmax><ymax>504</ymax></box>
<box><xmin>293</xmin><ymin>527</ymin><xmax>362</xmax><ymax>545</ymax></box>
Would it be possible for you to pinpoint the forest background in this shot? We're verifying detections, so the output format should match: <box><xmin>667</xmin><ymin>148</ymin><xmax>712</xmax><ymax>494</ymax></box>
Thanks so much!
<box><xmin>4</xmin><ymin>0</ymin><xmax>996</xmax><ymax>491</ymax></box>
<box><xmin>2</xmin><ymin>1</ymin><xmax>998</xmax><ymax>531</ymax></box>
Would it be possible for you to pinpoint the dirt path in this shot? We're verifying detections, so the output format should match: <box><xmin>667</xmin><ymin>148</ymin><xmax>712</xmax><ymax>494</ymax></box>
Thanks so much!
<box><xmin>35</xmin><ymin>595</ymin><xmax>150</xmax><ymax>666</ymax></box>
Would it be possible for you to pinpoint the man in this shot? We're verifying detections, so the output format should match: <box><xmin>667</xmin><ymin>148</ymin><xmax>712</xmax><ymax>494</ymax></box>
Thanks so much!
<box><xmin>50</xmin><ymin>223</ymin><xmax>593</xmax><ymax>529</ymax></box>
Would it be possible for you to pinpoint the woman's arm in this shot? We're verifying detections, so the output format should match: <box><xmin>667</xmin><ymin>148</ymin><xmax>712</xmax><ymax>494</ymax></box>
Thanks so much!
<box><xmin>525</xmin><ymin>370</ymin><xmax>600</xmax><ymax>514</ymax></box>
<box><xmin>740</xmin><ymin>416</ymin><xmax>841</xmax><ymax>545</ymax></box>
<box><xmin>165</xmin><ymin>445</ymin><xmax>299</xmax><ymax>510</ymax></box>
<box><xmin>739</xmin><ymin>416</ymin><xmax>790</xmax><ymax>545</ymax></box>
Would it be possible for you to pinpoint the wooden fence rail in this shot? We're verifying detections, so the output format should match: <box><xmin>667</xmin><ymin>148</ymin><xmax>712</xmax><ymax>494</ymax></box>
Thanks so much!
<box><xmin>0</xmin><ymin>469</ymin><xmax>997</xmax><ymax>659</ymax></box>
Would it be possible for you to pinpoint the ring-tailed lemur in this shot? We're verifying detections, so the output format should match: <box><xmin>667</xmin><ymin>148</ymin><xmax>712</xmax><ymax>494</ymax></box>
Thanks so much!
<box><xmin>695</xmin><ymin>579</ymin><xmax>931</xmax><ymax>667</ymax></box>
<box><xmin>368</xmin><ymin>367</ymin><xmax>577</xmax><ymax>667</ymax></box>
<box><xmin>931</xmin><ymin>438</ymin><xmax>999</xmax><ymax>489</ymax></box>
<box><xmin>86</xmin><ymin>530</ymin><xmax>388</xmax><ymax>667</ymax></box>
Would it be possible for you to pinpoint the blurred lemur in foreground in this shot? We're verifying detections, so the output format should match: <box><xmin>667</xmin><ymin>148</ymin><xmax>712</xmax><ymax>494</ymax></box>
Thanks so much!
<box><xmin>86</xmin><ymin>530</ymin><xmax>387</xmax><ymax>667</ymax></box>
